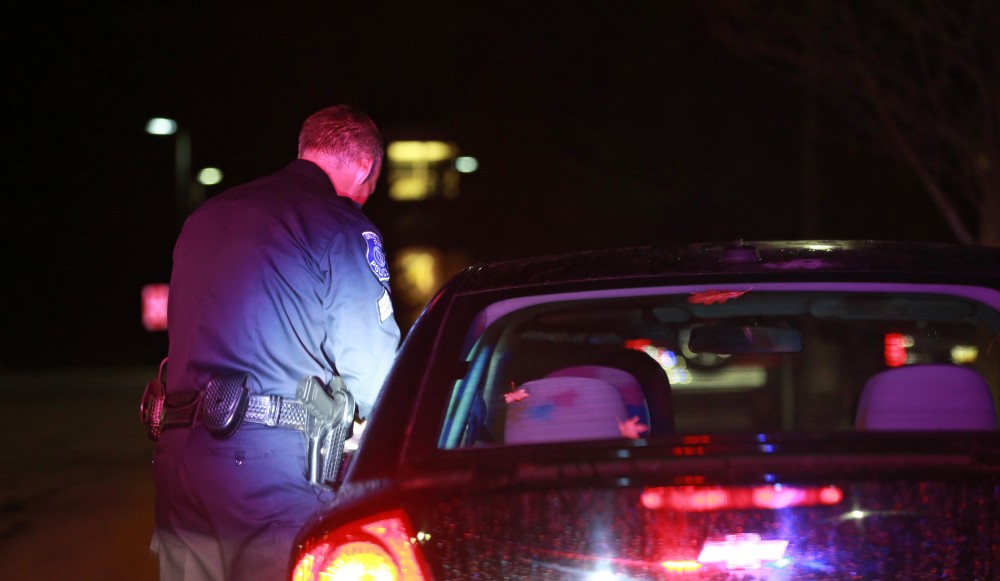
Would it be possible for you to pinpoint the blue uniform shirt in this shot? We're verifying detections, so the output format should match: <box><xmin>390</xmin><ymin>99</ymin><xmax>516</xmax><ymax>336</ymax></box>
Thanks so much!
<box><xmin>166</xmin><ymin>159</ymin><xmax>401</xmax><ymax>418</ymax></box>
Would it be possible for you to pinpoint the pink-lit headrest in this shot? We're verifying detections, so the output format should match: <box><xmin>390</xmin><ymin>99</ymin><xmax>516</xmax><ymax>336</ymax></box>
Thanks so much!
<box><xmin>856</xmin><ymin>364</ymin><xmax>996</xmax><ymax>430</ymax></box>
<box><xmin>547</xmin><ymin>365</ymin><xmax>647</xmax><ymax>418</ymax></box>
<box><xmin>504</xmin><ymin>376</ymin><xmax>627</xmax><ymax>444</ymax></box>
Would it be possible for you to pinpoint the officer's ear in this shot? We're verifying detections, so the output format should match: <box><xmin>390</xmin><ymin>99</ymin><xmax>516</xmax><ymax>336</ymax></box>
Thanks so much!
<box><xmin>354</xmin><ymin>157</ymin><xmax>376</xmax><ymax>184</ymax></box>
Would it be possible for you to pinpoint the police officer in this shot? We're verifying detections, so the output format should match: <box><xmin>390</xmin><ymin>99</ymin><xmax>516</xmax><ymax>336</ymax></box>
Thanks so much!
<box><xmin>150</xmin><ymin>105</ymin><xmax>401</xmax><ymax>580</ymax></box>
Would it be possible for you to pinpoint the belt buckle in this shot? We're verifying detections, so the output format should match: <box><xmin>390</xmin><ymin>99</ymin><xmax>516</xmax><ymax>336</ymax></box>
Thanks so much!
<box><xmin>264</xmin><ymin>395</ymin><xmax>282</xmax><ymax>427</ymax></box>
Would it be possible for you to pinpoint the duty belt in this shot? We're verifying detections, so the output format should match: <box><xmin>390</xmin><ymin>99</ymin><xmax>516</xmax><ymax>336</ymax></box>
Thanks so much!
<box><xmin>141</xmin><ymin>373</ymin><xmax>308</xmax><ymax>440</ymax></box>
<box><xmin>160</xmin><ymin>391</ymin><xmax>308</xmax><ymax>431</ymax></box>
<box><xmin>140</xmin><ymin>370</ymin><xmax>355</xmax><ymax>487</ymax></box>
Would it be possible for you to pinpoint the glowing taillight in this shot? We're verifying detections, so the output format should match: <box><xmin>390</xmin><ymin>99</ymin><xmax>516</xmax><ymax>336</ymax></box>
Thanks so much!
<box><xmin>662</xmin><ymin>560</ymin><xmax>701</xmax><ymax>573</ymax></box>
<box><xmin>292</xmin><ymin>510</ymin><xmax>429</xmax><ymax>581</ymax></box>
<box><xmin>641</xmin><ymin>484</ymin><xmax>843</xmax><ymax>511</ymax></box>
<box><xmin>322</xmin><ymin>541</ymin><xmax>398</xmax><ymax>579</ymax></box>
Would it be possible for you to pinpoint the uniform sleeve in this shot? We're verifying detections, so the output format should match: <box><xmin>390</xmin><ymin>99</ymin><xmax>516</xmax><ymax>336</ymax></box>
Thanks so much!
<box><xmin>324</xmin><ymin>227</ymin><xmax>402</xmax><ymax>418</ymax></box>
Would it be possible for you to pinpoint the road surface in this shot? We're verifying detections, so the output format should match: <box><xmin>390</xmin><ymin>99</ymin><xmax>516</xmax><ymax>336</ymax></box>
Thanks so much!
<box><xmin>0</xmin><ymin>367</ymin><xmax>159</xmax><ymax>580</ymax></box>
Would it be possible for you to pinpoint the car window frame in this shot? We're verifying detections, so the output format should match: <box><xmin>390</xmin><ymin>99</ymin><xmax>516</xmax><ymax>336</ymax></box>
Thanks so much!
<box><xmin>400</xmin><ymin>278</ymin><xmax>1000</xmax><ymax>466</ymax></box>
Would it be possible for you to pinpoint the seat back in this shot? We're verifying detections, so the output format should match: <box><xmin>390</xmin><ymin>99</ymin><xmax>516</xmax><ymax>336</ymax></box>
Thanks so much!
<box><xmin>547</xmin><ymin>365</ymin><xmax>648</xmax><ymax>425</ymax></box>
<box><xmin>504</xmin><ymin>376</ymin><xmax>627</xmax><ymax>444</ymax></box>
<box><xmin>856</xmin><ymin>364</ymin><xmax>996</xmax><ymax>430</ymax></box>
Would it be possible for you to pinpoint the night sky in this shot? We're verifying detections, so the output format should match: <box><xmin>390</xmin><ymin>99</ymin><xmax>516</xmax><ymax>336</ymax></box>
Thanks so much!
<box><xmin>3</xmin><ymin>2</ymin><xmax>956</xmax><ymax>371</ymax></box>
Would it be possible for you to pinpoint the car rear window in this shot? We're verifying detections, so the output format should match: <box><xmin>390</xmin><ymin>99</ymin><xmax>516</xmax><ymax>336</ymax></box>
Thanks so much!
<box><xmin>438</xmin><ymin>283</ymin><xmax>1000</xmax><ymax>448</ymax></box>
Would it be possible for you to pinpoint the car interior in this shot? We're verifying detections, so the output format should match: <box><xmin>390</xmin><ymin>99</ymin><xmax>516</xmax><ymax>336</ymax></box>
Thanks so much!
<box><xmin>438</xmin><ymin>284</ymin><xmax>1000</xmax><ymax>449</ymax></box>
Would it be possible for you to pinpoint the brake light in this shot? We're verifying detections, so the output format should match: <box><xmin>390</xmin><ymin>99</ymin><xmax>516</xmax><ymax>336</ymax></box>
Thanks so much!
<box><xmin>641</xmin><ymin>484</ymin><xmax>843</xmax><ymax>511</ymax></box>
<box><xmin>661</xmin><ymin>560</ymin><xmax>701</xmax><ymax>573</ymax></box>
<box><xmin>292</xmin><ymin>510</ymin><xmax>429</xmax><ymax>581</ymax></box>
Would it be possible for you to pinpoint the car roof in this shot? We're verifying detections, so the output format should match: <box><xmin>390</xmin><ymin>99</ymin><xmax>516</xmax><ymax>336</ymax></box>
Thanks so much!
<box><xmin>453</xmin><ymin>240</ymin><xmax>1000</xmax><ymax>293</ymax></box>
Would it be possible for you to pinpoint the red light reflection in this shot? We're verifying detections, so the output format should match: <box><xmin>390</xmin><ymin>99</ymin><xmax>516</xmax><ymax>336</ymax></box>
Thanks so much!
<box><xmin>625</xmin><ymin>338</ymin><xmax>652</xmax><ymax>350</ymax></box>
<box><xmin>884</xmin><ymin>333</ymin><xmax>908</xmax><ymax>367</ymax></box>
<box><xmin>641</xmin><ymin>484</ymin><xmax>843</xmax><ymax>511</ymax></box>
<box><xmin>142</xmin><ymin>284</ymin><xmax>169</xmax><ymax>331</ymax></box>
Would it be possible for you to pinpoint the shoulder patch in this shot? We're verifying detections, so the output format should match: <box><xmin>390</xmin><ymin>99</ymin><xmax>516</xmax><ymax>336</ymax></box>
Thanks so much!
<box><xmin>362</xmin><ymin>231</ymin><xmax>390</xmax><ymax>282</ymax></box>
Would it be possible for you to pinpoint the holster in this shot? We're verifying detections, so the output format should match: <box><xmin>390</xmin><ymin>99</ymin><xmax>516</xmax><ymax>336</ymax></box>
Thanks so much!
<box><xmin>298</xmin><ymin>375</ymin><xmax>355</xmax><ymax>488</ymax></box>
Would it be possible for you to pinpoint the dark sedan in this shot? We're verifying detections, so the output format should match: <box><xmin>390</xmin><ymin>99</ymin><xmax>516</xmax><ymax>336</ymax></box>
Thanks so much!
<box><xmin>291</xmin><ymin>240</ymin><xmax>1000</xmax><ymax>580</ymax></box>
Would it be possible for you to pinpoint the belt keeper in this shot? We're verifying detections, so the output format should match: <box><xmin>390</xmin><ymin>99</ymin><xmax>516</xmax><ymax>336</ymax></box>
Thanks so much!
<box><xmin>264</xmin><ymin>395</ymin><xmax>282</xmax><ymax>427</ymax></box>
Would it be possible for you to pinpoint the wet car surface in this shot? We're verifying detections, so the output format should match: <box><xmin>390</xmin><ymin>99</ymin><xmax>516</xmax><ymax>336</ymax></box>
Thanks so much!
<box><xmin>291</xmin><ymin>241</ymin><xmax>1000</xmax><ymax>580</ymax></box>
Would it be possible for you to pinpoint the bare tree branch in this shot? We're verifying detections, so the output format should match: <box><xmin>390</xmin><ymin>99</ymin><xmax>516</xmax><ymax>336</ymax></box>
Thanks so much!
<box><xmin>702</xmin><ymin>0</ymin><xmax>999</xmax><ymax>245</ymax></box>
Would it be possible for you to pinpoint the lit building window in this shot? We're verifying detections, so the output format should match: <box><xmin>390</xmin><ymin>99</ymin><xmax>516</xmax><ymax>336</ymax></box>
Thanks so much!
<box><xmin>398</xmin><ymin>249</ymin><xmax>440</xmax><ymax>301</ymax></box>
<box><xmin>392</xmin><ymin>247</ymin><xmax>470</xmax><ymax>329</ymax></box>
<box><xmin>386</xmin><ymin>140</ymin><xmax>474</xmax><ymax>201</ymax></box>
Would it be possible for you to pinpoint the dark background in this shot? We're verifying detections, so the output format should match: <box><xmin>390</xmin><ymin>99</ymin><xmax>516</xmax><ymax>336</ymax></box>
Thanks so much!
<box><xmin>2</xmin><ymin>1</ymin><xmax>955</xmax><ymax>372</ymax></box>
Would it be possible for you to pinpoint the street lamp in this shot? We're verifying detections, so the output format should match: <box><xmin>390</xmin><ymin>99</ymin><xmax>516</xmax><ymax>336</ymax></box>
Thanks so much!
<box><xmin>145</xmin><ymin>117</ymin><xmax>176</xmax><ymax>136</ymax></box>
<box><xmin>146</xmin><ymin>117</ymin><xmax>195</xmax><ymax>227</ymax></box>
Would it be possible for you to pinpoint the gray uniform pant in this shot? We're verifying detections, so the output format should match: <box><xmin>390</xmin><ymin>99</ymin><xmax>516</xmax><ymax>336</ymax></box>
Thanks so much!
<box><xmin>151</xmin><ymin>423</ymin><xmax>332</xmax><ymax>580</ymax></box>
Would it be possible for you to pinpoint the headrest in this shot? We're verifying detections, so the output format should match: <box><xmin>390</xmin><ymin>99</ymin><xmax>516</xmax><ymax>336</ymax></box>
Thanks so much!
<box><xmin>504</xmin><ymin>376</ymin><xmax>627</xmax><ymax>444</ymax></box>
<box><xmin>547</xmin><ymin>365</ymin><xmax>647</xmax><ymax>423</ymax></box>
<box><xmin>856</xmin><ymin>364</ymin><xmax>996</xmax><ymax>430</ymax></box>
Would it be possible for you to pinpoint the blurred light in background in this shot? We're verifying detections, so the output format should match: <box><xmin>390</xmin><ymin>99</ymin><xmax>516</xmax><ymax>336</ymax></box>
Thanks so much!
<box><xmin>388</xmin><ymin>141</ymin><xmax>455</xmax><ymax>162</ymax></box>
<box><xmin>626</xmin><ymin>338</ymin><xmax>692</xmax><ymax>385</ymax></box>
<box><xmin>454</xmin><ymin>156</ymin><xmax>479</xmax><ymax>173</ymax></box>
<box><xmin>145</xmin><ymin>117</ymin><xmax>178</xmax><ymax>136</ymax></box>
<box><xmin>197</xmin><ymin>167</ymin><xmax>223</xmax><ymax>186</ymax></box>
<box><xmin>392</xmin><ymin>247</ymin><xmax>471</xmax><ymax>330</ymax></box>
<box><xmin>142</xmin><ymin>284</ymin><xmax>169</xmax><ymax>331</ymax></box>
<box><xmin>395</xmin><ymin>248</ymin><xmax>442</xmax><ymax>324</ymax></box>
<box><xmin>386</xmin><ymin>140</ymin><xmax>463</xmax><ymax>201</ymax></box>
<box><xmin>883</xmin><ymin>333</ymin><xmax>913</xmax><ymax>367</ymax></box>
<box><xmin>398</xmin><ymin>249</ymin><xmax>439</xmax><ymax>298</ymax></box>
<box><xmin>950</xmin><ymin>345</ymin><xmax>977</xmax><ymax>364</ymax></box>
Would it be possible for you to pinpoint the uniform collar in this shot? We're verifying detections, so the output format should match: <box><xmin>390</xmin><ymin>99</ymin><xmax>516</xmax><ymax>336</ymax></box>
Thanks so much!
<box><xmin>287</xmin><ymin>159</ymin><xmax>336</xmax><ymax>192</ymax></box>
<box><xmin>287</xmin><ymin>159</ymin><xmax>364</xmax><ymax>209</ymax></box>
